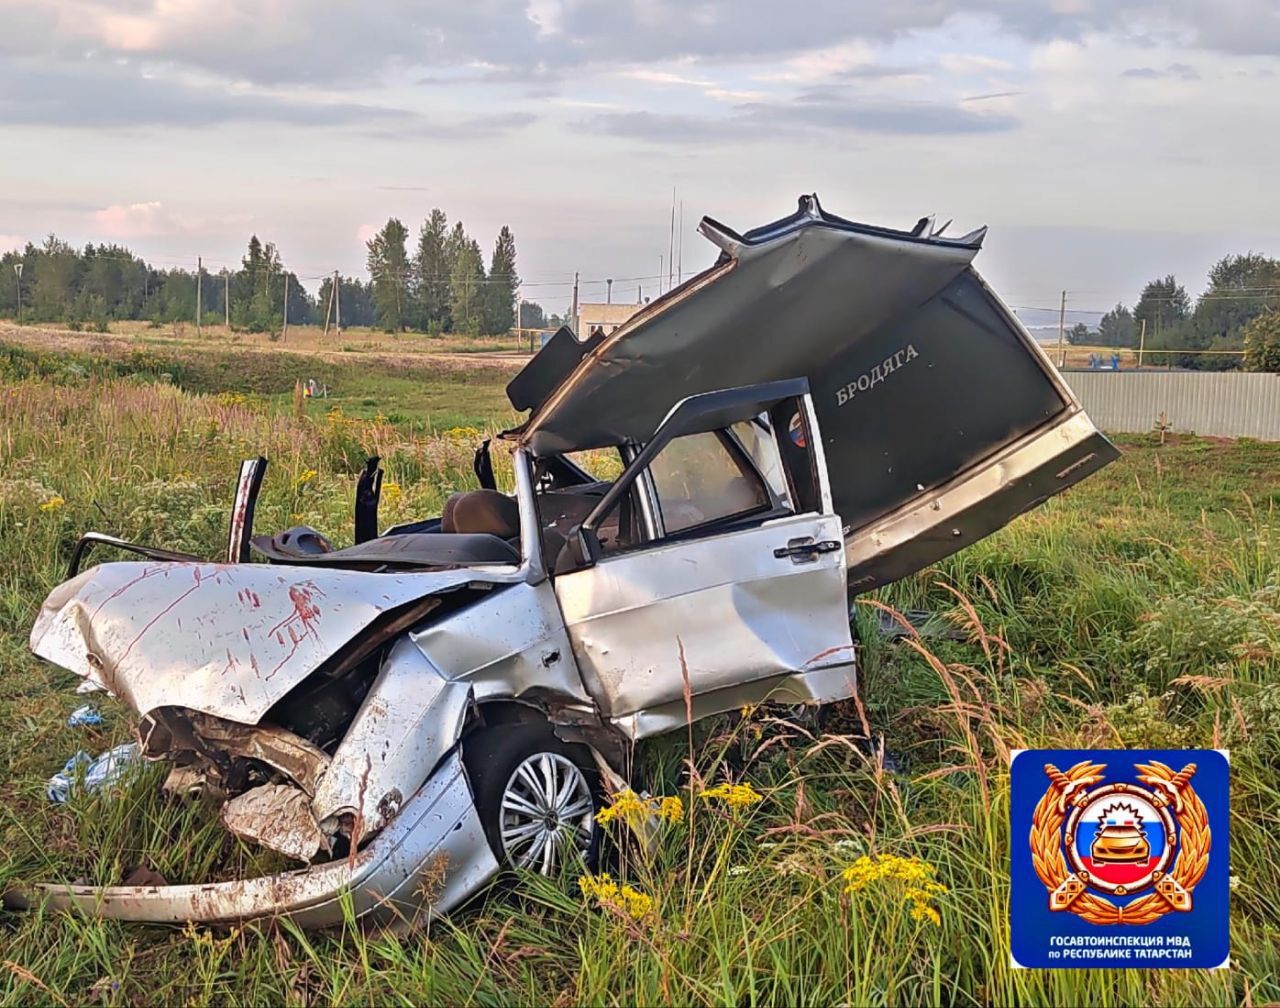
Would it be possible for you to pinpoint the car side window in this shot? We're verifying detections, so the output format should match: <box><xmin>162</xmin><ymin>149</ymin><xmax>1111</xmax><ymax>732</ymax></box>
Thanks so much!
<box><xmin>648</xmin><ymin>430</ymin><xmax>771</xmax><ymax>535</ymax></box>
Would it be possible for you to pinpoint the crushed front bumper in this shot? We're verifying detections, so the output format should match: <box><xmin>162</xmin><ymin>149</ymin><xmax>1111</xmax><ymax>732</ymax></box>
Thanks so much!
<box><xmin>3</xmin><ymin>749</ymin><xmax>499</xmax><ymax>928</ymax></box>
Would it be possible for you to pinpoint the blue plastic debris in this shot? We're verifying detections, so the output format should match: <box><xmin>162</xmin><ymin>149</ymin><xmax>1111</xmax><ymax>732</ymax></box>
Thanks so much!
<box><xmin>68</xmin><ymin>705</ymin><xmax>104</xmax><ymax>727</ymax></box>
<box><xmin>45</xmin><ymin>743</ymin><xmax>141</xmax><ymax>803</ymax></box>
<box><xmin>45</xmin><ymin>751</ymin><xmax>91</xmax><ymax>803</ymax></box>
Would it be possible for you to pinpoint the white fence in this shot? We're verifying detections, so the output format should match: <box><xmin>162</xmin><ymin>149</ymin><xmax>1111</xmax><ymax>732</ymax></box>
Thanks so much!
<box><xmin>1062</xmin><ymin>370</ymin><xmax>1280</xmax><ymax>441</ymax></box>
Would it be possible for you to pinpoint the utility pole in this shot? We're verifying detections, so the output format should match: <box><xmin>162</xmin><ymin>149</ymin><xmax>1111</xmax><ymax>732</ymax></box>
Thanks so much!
<box><xmin>223</xmin><ymin>269</ymin><xmax>230</xmax><ymax>328</ymax></box>
<box><xmin>1056</xmin><ymin>289</ymin><xmax>1066</xmax><ymax>367</ymax></box>
<box><xmin>667</xmin><ymin>187</ymin><xmax>675</xmax><ymax>292</ymax></box>
<box><xmin>282</xmin><ymin>272</ymin><xmax>290</xmax><ymax>341</ymax></box>
<box><xmin>13</xmin><ymin>263</ymin><xmax>21</xmax><ymax>322</ymax></box>
<box><xmin>606</xmin><ymin>278</ymin><xmax>613</xmax><ymax>305</ymax></box>
<box><xmin>1137</xmin><ymin>318</ymin><xmax>1147</xmax><ymax>370</ymax></box>
<box><xmin>322</xmin><ymin>276</ymin><xmax>335</xmax><ymax>337</ymax></box>
<box><xmin>658</xmin><ymin>255</ymin><xmax>663</xmax><ymax>295</ymax></box>
<box><xmin>195</xmin><ymin>256</ymin><xmax>202</xmax><ymax>334</ymax></box>
<box><xmin>570</xmin><ymin>271</ymin><xmax>579</xmax><ymax>336</ymax></box>
<box><xmin>515</xmin><ymin>291</ymin><xmax>522</xmax><ymax>350</ymax></box>
<box><xmin>677</xmin><ymin>200</ymin><xmax>684</xmax><ymax>284</ymax></box>
<box><xmin>334</xmin><ymin>270</ymin><xmax>342</xmax><ymax>335</ymax></box>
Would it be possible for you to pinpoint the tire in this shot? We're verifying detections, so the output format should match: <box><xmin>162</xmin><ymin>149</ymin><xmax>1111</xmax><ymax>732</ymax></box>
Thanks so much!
<box><xmin>463</xmin><ymin>721</ymin><xmax>603</xmax><ymax>875</ymax></box>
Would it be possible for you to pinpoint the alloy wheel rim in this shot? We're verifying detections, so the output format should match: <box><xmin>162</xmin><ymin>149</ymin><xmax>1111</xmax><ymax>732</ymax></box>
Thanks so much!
<box><xmin>498</xmin><ymin>752</ymin><xmax>594</xmax><ymax>874</ymax></box>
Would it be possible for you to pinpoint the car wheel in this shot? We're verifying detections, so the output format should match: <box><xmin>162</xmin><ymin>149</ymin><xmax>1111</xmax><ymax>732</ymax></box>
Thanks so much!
<box><xmin>463</xmin><ymin>721</ymin><xmax>603</xmax><ymax>875</ymax></box>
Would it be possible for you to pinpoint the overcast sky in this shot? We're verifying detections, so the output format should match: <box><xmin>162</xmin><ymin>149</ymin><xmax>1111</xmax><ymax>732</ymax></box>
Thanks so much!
<box><xmin>1</xmin><ymin>0</ymin><xmax>1277</xmax><ymax>322</ymax></box>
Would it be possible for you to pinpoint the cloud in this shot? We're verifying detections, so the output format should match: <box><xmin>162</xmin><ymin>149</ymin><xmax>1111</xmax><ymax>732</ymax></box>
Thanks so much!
<box><xmin>89</xmin><ymin>201</ymin><xmax>251</xmax><ymax>239</ymax></box>
<box><xmin>577</xmin><ymin>111</ymin><xmax>751</xmax><ymax>144</ymax></box>
<box><xmin>366</xmin><ymin>111</ymin><xmax>536</xmax><ymax>141</ymax></box>
<box><xmin>747</xmin><ymin>94</ymin><xmax>1018</xmax><ymax>134</ymax></box>
<box><xmin>578</xmin><ymin>91</ymin><xmax>1017</xmax><ymax>143</ymax></box>
<box><xmin>2</xmin><ymin>0</ymin><xmax>1276</xmax><ymax>97</ymax></box>
<box><xmin>1122</xmin><ymin>63</ymin><xmax>1200</xmax><ymax>79</ymax></box>
<box><xmin>834</xmin><ymin>63</ymin><xmax>931</xmax><ymax>81</ymax></box>
<box><xmin>615</xmin><ymin>68</ymin><xmax>715</xmax><ymax>88</ymax></box>
<box><xmin>92</xmin><ymin>202</ymin><xmax>188</xmax><ymax>238</ymax></box>
<box><xmin>433</xmin><ymin>111</ymin><xmax>537</xmax><ymax>138</ymax></box>
<box><xmin>939</xmin><ymin>53</ymin><xmax>1015</xmax><ymax>74</ymax></box>
<box><xmin>0</xmin><ymin>234</ymin><xmax>27</xmax><ymax>253</ymax></box>
<box><xmin>1</xmin><ymin>0</ymin><xmax>550</xmax><ymax>87</ymax></box>
<box><xmin>962</xmin><ymin>90</ymin><xmax>1025</xmax><ymax>102</ymax></box>
<box><xmin>0</xmin><ymin>58</ymin><xmax>415</xmax><ymax>129</ymax></box>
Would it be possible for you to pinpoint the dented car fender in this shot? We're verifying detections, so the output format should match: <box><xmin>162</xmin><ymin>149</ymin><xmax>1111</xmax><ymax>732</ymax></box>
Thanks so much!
<box><xmin>312</xmin><ymin>637</ymin><xmax>472</xmax><ymax>835</ymax></box>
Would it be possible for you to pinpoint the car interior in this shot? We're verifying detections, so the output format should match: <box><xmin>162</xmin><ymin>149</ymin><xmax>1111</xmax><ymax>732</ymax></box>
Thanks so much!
<box><xmin>243</xmin><ymin>382</ymin><xmax>822</xmax><ymax>579</ymax></box>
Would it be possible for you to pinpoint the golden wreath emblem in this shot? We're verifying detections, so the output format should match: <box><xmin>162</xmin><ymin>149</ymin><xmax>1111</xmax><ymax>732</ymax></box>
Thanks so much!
<box><xmin>1029</xmin><ymin>760</ymin><xmax>1210</xmax><ymax>926</ymax></box>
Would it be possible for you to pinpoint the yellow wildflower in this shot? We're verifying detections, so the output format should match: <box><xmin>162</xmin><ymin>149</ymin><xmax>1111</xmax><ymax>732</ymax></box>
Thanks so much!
<box><xmin>657</xmin><ymin>795</ymin><xmax>685</xmax><ymax>823</ymax></box>
<box><xmin>578</xmin><ymin>872</ymin><xmax>618</xmax><ymax>902</ymax></box>
<box><xmin>595</xmin><ymin>789</ymin><xmax>653</xmax><ymax>827</ymax></box>
<box><xmin>38</xmin><ymin>496</ymin><xmax>66</xmax><ymax>512</ymax></box>
<box><xmin>700</xmin><ymin>782</ymin><xmax>764</xmax><ymax>809</ymax></box>
<box><xmin>618</xmin><ymin>885</ymin><xmax>655</xmax><ymax>920</ymax></box>
<box><xmin>578</xmin><ymin>873</ymin><xmax>655</xmax><ymax>921</ymax></box>
<box><xmin>295</xmin><ymin>469</ymin><xmax>318</xmax><ymax>487</ymax></box>
<box><xmin>841</xmin><ymin>854</ymin><xmax>947</xmax><ymax>927</ymax></box>
<box><xmin>596</xmin><ymin>789</ymin><xmax>686</xmax><ymax>827</ymax></box>
<box><xmin>382</xmin><ymin>482</ymin><xmax>403</xmax><ymax>502</ymax></box>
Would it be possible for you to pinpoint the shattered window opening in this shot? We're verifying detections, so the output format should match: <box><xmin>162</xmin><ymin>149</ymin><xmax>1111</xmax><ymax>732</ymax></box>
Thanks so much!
<box><xmin>648</xmin><ymin>430</ymin><xmax>771</xmax><ymax>535</ymax></box>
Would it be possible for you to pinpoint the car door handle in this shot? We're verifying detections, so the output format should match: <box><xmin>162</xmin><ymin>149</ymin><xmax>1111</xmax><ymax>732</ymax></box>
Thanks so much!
<box><xmin>773</xmin><ymin>538</ymin><xmax>841</xmax><ymax>562</ymax></box>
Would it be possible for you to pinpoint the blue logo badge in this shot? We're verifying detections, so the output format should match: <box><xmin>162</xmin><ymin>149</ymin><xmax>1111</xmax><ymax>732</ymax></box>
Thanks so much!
<box><xmin>1010</xmin><ymin>749</ymin><xmax>1229</xmax><ymax>969</ymax></box>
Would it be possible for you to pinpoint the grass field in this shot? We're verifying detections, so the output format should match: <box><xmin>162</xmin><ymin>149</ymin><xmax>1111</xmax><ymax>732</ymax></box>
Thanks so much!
<box><xmin>0</xmin><ymin>337</ymin><xmax>1277</xmax><ymax>1006</ymax></box>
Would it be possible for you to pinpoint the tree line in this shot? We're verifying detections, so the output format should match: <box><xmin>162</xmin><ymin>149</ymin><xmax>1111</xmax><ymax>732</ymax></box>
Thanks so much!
<box><xmin>1064</xmin><ymin>253</ymin><xmax>1280</xmax><ymax>371</ymax></box>
<box><xmin>0</xmin><ymin>211</ymin><xmax>541</xmax><ymax>338</ymax></box>
<box><xmin>362</xmin><ymin>213</ymin><xmax>523</xmax><ymax>336</ymax></box>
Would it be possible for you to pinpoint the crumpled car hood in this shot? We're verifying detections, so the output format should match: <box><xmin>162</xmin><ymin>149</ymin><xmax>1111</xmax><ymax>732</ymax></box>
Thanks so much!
<box><xmin>30</xmin><ymin>561</ymin><xmax>480</xmax><ymax>724</ymax></box>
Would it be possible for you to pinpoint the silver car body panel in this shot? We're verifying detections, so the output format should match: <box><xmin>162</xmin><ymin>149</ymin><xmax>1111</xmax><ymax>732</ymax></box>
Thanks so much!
<box><xmin>28</xmin><ymin>561</ymin><xmax>509</xmax><ymax>722</ymax></box>
<box><xmin>615</xmin><ymin>662</ymin><xmax>857</xmax><ymax>739</ymax></box>
<box><xmin>311</xmin><ymin>638</ymin><xmax>472</xmax><ymax>832</ymax></box>
<box><xmin>6</xmin><ymin>749</ymin><xmax>499</xmax><ymax>927</ymax></box>
<box><xmin>555</xmin><ymin>510</ymin><xmax>854</xmax><ymax>734</ymax></box>
<box><xmin>845</xmin><ymin>408</ymin><xmax>1108</xmax><ymax>591</ymax></box>
<box><xmin>408</xmin><ymin>576</ymin><xmax>588</xmax><ymax>706</ymax></box>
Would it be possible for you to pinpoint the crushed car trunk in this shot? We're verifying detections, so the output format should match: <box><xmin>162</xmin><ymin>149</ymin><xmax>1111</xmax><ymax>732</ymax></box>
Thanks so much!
<box><xmin>506</xmin><ymin>195</ymin><xmax>1118</xmax><ymax>592</ymax></box>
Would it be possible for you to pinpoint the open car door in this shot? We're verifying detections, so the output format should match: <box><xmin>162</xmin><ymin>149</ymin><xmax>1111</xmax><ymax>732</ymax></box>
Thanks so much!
<box><xmin>506</xmin><ymin>195</ymin><xmax>1118</xmax><ymax>594</ymax></box>
<box><xmin>550</xmin><ymin>381</ymin><xmax>857</xmax><ymax>739</ymax></box>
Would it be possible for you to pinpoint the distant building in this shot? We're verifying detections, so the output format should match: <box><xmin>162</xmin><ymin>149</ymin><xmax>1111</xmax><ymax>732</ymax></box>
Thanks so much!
<box><xmin>576</xmin><ymin>302</ymin><xmax>642</xmax><ymax>340</ymax></box>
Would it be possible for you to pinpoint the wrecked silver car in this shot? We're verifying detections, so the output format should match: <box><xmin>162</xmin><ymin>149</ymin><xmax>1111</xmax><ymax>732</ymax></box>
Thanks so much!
<box><xmin>10</xmin><ymin>196</ymin><xmax>1117</xmax><ymax>927</ymax></box>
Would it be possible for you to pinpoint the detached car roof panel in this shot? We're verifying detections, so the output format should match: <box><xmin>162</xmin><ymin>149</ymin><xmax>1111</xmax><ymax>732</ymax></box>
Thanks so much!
<box><xmin>508</xmin><ymin>194</ymin><xmax>986</xmax><ymax>456</ymax></box>
<box><xmin>507</xmin><ymin>194</ymin><xmax>1116</xmax><ymax>592</ymax></box>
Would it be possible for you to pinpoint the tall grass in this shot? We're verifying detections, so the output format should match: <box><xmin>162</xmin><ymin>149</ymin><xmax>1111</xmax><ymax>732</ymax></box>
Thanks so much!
<box><xmin>0</xmin><ymin>369</ymin><xmax>1277</xmax><ymax>1006</ymax></box>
